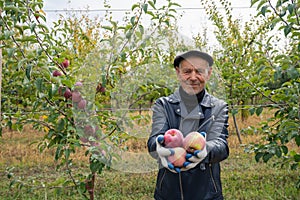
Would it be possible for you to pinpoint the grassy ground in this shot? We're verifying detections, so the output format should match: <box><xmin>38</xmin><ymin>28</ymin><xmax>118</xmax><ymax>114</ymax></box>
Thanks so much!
<box><xmin>0</xmin><ymin>113</ymin><xmax>299</xmax><ymax>200</ymax></box>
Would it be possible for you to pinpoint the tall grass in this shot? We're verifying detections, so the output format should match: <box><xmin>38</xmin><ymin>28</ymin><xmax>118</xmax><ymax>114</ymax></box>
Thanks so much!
<box><xmin>0</xmin><ymin>112</ymin><xmax>299</xmax><ymax>199</ymax></box>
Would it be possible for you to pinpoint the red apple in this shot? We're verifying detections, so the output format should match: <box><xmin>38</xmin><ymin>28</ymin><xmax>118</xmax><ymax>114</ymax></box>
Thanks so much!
<box><xmin>75</xmin><ymin>81</ymin><xmax>83</xmax><ymax>87</ymax></box>
<box><xmin>80</xmin><ymin>137</ymin><xmax>89</xmax><ymax>143</ymax></box>
<box><xmin>52</xmin><ymin>70</ymin><xmax>62</xmax><ymax>77</ymax></box>
<box><xmin>64</xmin><ymin>88</ymin><xmax>72</xmax><ymax>99</ymax></box>
<box><xmin>96</xmin><ymin>83</ymin><xmax>106</xmax><ymax>93</ymax></box>
<box><xmin>34</xmin><ymin>11</ymin><xmax>40</xmax><ymax>20</ymax></box>
<box><xmin>99</xmin><ymin>86</ymin><xmax>106</xmax><ymax>93</ymax></box>
<box><xmin>72</xmin><ymin>91</ymin><xmax>82</xmax><ymax>103</ymax></box>
<box><xmin>61</xmin><ymin>58</ymin><xmax>70</xmax><ymax>68</ymax></box>
<box><xmin>84</xmin><ymin>125</ymin><xmax>96</xmax><ymax>136</ymax></box>
<box><xmin>164</xmin><ymin>129</ymin><xmax>184</xmax><ymax>148</ymax></box>
<box><xmin>168</xmin><ymin>147</ymin><xmax>186</xmax><ymax>167</ymax></box>
<box><xmin>77</xmin><ymin>99</ymin><xmax>87</xmax><ymax>110</ymax></box>
<box><xmin>183</xmin><ymin>131</ymin><xmax>206</xmax><ymax>153</ymax></box>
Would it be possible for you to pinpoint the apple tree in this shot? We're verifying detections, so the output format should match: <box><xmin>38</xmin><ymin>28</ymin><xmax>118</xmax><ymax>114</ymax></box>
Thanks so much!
<box><xmin>0</xmin><ymin>0</ymin><xmax>188</xmax><ymax>198</ymax></box>
<box><xmin>247</xmin><ymin>0</ymin><xmax>300</xmax><ymax>188</ymax></box>
<box><xmin>199</xmin><ymin>0</ymin><xmax>299</xmax><ymax>188</ymax></box>
<box><xmin>199</xmin><ymin>0</ymin><xmax>273</xmax><ymax>142</ymax></box>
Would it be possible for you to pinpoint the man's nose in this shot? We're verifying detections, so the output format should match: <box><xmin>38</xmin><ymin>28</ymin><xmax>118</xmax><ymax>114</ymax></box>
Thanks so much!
<box><xmin>189</xmin><ymin>70</ymin><xmax>198</xmax><ymax>80</ymax></box>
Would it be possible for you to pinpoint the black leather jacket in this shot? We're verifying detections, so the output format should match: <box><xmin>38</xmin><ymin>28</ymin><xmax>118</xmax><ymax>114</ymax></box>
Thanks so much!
<box><xmin>147</xmin><ymin>89</ymin><xmax>229</xmax><ymax>200</ymax></box>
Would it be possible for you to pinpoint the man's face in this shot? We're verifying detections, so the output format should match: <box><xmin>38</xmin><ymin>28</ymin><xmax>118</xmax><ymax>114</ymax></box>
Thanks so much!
<box><xmin>176</xmin><ymin>57</ymin><xmax>212</xmax><ymax>95</ymax></box>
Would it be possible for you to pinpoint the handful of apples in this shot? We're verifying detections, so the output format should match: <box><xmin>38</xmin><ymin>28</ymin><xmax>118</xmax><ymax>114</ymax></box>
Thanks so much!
<box><xmin>162</xmin><ymin>129</ymin><xmax>206</xmax><ymax>168</ymax></box>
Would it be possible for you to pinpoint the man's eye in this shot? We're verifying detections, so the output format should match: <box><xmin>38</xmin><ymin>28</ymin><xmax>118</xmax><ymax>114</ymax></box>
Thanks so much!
<box><xmin>183</xmin><ymin>69</ymin><xmax>192</xmax><ymax>74</ymax></box>
<box><xmin>197</xmin><ymin>69</ymin><xmax>204</xmax><ymax>74</ymax></box>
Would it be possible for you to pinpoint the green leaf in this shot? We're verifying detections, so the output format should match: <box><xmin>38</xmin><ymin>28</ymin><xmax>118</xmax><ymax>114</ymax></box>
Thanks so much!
<box><xmin>287</xmin><ymin>4</ymin><xmax>295</xmax><ymax>15</ymax></box>
<box><xmin>30</xmin><ymin>2</ymin><xmax>44</xmax><ymax>10</ymax></box>
<box><xmin>7</xmin><ymin>172</ymin><xmax>13</xmax><ymax>179</ymax></box>
<box><xmin>48</xmin><ymin>84</ymin><xmax>53</xmax><ymax>99</ymax></box>
<box><xmin>279</xmin><ymin>10</ymin><xmax>286</xmax><ymax>17</ymax></box>
<box><xmin>262</xmin><ymin>153</ymin><xmax>272</xmax><ymax>162</ymax></box>
<box><xmin>7</xmin><ymin>48</ymin><xmax>15</xmax><ymax>58</ymax></box>
<box><xmin>291</xmin><ymin>163</ymin><xmax>298</xmax><ymax>170</ymax></box>
<box><xmin>261</xmin><ymin>5</ymin><xmax>268</xmax><ymax>16</ymax></box>
<box><xmin>168</xmin><ymin>2</ymin><xmax>181</xmax><ymax>8</ymax></box>
<box><xmin>142</xmin><ymin>3</ymin><xmax>148</xmax><ymax>13</ymax></box>
<box><xmin>148</xmin><ymin>1</ymin><xmax>156</xmax><ymax>9</ymax></box>
<box><xmin>101</xmin><ymin>26</ymin><xmax>112</xmax><ymax>31</ymax></box>
<box><xmin>257</xmin><ymin>0</ymin><xmax>268</xmax><ymax>10</ymax></box>
<box><xmin>249</xmin><ymin>107</ymin><xmax>255</xmax><ymax>115</ymax></box>
<box><xmin>9</xmin><ymin>180</ymin><xmax>16</xmax><ymax>188</ymax></box>
<box><xmin>30</xmin><ymin>23</ymin><xmax>37</xmax><ymax>32</ymax></box>
<box><xmin>130</xmin><ymin>16</ymin><xmax>136</xmax><ymax>26</ymax></box>
<box><xmin>281</xmin><ymin>145</ymin><xmax>288</xmax><ymax>154</ymax></box>
<box><xmin>138</xmin><ymin>24</ymin><xmax>144</xmax><ymax>35</ymax></box>
<box><xmin>64</xmin><ymin>148</ymin><xmax>71</xmax><ymax>160</ymax></box>
<box><xmin>56</xmin><ymin>118</ymin><xmax>65</xmax><ymax>132</ymax></box>
<box><xmin>146</xmin><ymin>10</ymin><xmax>155</xmax><ymax>18</ymax></box>
<box><xmin>55</xmin><ymin>146</ymin><xmax>62</xmax><ymax>160</ymax></box>
<box><xmin>4</xmin><ymin>5</ymin><xmax>21</xmax><ymax>13</ymax></box>
<box><xmin>90</xmin><ymin>160</ymin><xmax>104</xmax><ymax>173</ymax></box>
<box><xmin>284</xmin><ymin>25</ymin><xmax>292</xmax><ymax>36</ymax></box>
<box><xmin>231</xmin><ymin>109</ymin><xmax>238</xmax><ymax>116</ymax></box>
<box><xmin>275</xmin><ymin>147</ymin><xmax>282</xmax><ymax>158</ymax></box>
<box><xmin>294</xmin><ymin>154</ymin><xmax>300</xmax><ymax>162</ymax></box>
<box><xmin>37</xmin><ymin>24</ymin><xmax>49</xmax><ymax>32</ymax></box>
<box><xmin>255</xmin><ymin>107</ymin><xmax>263</xmax><ymax>116</ymax></box>
<box><xmin>35</xmin><ymin>78</ymin><xmax>43</xmax><ymax>92</ymax></box>
<box><xmin>250</xmin><ymin>0</ymin><xmax>260</xmax><ymax>7</ymax></box>
<box><xmin>270</xmin><ymin>18</ymin><xmax>282</xmax><ymax>29</ymax></box>
<box><xmin>4</xmin><ymin>30</ymin><xmax>14</xmax><ymax>40</ymax></box>
<box><xmin>256</xmin><ymin>65</ymin><xmax>266</xmax><ymax>75</ymax></box>
<box><xmin>126</xmin><ymin>30</ymin><xmax>132</xmax><ymax>39</ymax></box>
<box><xmin>255</xmin><ymin>152</ymin><xmax>263</xmax><ymax>162</ymax></box>
<box><xmin>276</xmin><ymin>0</ymin><xmax>285</xmax><ymax>8</ymax></box>
<box><xmin>131</xmin><ymin>3</ymin><xmax>140</xmax><ymax>11</ymax></box>
<box><xmin>295</xmin><ymin>135</ymin><xmax>300</xmax><ymax>146</ymax></box>
<box><xmin>26</xmin><ymin>65</ymin><xmax>32</xmax><ymax>80</ymax></box>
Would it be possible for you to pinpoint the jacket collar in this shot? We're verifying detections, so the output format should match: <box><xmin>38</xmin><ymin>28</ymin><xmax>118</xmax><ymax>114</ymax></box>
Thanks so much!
<box><xmin>167</xmin><ymin>88</ymin><xmax>215</xmax><ymax>108</ymax></box>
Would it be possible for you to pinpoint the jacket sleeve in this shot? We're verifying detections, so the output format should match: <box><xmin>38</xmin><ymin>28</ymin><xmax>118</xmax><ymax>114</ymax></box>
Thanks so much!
<box><xmin>147</xmin><ymin>98</ymin><xmax>170</xmax><ymax>159</ymax></box>
<box><xmin>205</xmin><ymin>101</ymin><xmax>229</xmax><ymax>164</ymax></box>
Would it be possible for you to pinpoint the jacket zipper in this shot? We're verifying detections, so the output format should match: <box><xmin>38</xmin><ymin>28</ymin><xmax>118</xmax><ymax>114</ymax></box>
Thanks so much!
<box><xmin>209</xmin><ymin>163</ymin><xmax>218</xmax><ymax>192</ymax></box>
<box><xmin>197</xmin><ymin>114</ymin><xmax>215</xmax><ymax>132</ymax></box>
<box><xmin>160</xmin><ymin>170</ymin><xmax>185</xmax><ymax>200</ymax></box>
<box><xmin>179</xmin><ymin>173</ymin><xmax>184</xmax><ymax>200</ymax></box>
<box><xmin>159</xmin><ymin>169</ymin><xmax>166</xmax><ymax>190</ymax></box>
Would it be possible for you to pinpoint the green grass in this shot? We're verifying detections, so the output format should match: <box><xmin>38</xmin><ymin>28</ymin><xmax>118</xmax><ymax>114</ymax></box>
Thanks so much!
<box><xmin>0</xmin><ymin>129</ymin><xmax>299</xmax><ymax>200</ymax></box>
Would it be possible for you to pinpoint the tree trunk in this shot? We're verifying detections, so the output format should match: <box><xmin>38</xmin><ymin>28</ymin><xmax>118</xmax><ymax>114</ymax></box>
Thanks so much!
<box><xmin>86</xmin><ymin>172</ymin><xmax>96</xmax><ymax>200</ymax></box>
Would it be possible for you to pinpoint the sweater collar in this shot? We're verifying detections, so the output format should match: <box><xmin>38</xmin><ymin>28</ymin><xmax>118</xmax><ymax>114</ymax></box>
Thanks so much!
<box><xmin>168</xmin><ymin>88</ymin><xmax>215</xmax><ymax>108</ymax></box>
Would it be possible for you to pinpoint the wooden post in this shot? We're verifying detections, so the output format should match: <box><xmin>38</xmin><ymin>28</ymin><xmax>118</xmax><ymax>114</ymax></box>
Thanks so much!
<box><xmin>230</xmin><ymin>104</ymin><xmax>242</xmax><ymax>144</ymax></box>
<box><xmin>232</xmin><ymin>113</ymin><xmax>242</xmax><ymax>144</ymax></box>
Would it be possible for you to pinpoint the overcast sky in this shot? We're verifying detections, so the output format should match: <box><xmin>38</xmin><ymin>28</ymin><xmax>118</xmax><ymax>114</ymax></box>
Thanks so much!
<box><xmin>42</xmin><ymin>0</ymin><xmax>257</xmax><ymax>47</ymax></box>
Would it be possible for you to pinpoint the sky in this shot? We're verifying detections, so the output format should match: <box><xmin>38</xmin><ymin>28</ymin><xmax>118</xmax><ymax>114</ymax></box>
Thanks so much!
<box><xmin>42</xmin><ymin>0</ymin><xmax>258</xmax><ymax>47</ymax></box>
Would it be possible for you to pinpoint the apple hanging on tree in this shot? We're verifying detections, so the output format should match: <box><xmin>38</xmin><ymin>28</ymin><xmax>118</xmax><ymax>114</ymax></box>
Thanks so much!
<box><xmin>52</xmin><ymin>70</ymin><xmax>62</xmax><ymax>77</ymax></box>
<box><xmin>64</xmin><ymin>88</ymin><xmax>72</xmax><ymax>99</ymax></box>
<box><xmin>77</xmin><ymin>99</ymin><xmax>87</xmax><ymax>110</ymax></box>
<box><xmin>72</xmin><ymin>91</ymin><xmax>82</xmax><ymax>103</ymax></box>
<box><xmin>61</xmin><ymin>58</ymin><xmax>70</xmax><ymax>68</ymax></box>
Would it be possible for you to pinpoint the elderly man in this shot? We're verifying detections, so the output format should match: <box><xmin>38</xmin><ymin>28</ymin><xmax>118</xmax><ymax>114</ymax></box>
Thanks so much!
<box><xmin>147</xmin><ymin>50</ymin><xmax>229</xmax><ymax>200</ymax></box>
